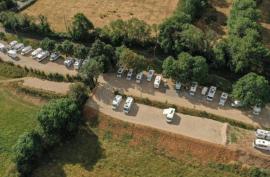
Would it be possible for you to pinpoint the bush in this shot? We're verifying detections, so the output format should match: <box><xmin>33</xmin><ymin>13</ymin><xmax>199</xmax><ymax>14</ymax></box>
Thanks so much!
<box><xmin>68</xmin><ymin>82</ymin><xmax>89</xmax><ymax>108</ymax></box>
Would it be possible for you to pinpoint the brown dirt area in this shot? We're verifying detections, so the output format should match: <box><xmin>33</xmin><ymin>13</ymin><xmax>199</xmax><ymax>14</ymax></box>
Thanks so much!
<box><xmin>22</xmin><ymin>0</ymin><xmax>179</xmax><ymax>32</ymax></box>
<box><xmin>84</xmin><ymin>107</ymin><xmax>270</xmax><ymax>169</ymax></box>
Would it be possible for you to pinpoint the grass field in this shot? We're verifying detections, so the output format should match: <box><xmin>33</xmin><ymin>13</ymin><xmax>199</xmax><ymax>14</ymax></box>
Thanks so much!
<box><xmin>22</xmin><ymin>0</ymin><xmax>179</xmax><ymax>31</ymax></box>
<box><xmin>0</xmin><ymin>86</ymin><xmax>40</xmax><ymax>176</ymax></box>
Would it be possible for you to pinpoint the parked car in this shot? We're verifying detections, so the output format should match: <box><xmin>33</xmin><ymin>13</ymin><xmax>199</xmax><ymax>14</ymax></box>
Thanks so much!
<box><xmin>163</xmin><ymin>108</ymin><xmax>175</xmax><ymax>123</ymax></box>
<box><xmin>0</xmin><ymin>43</ymin><xmax>6</xmax><ymax>53</ymax></box>
<box><xmin>64</xmin><ymin>57</ymin><xmax>75</xmax><ymax>67</ymax></box>
<box><xmin>21</xmin><ymin>46</ymin><xmax>32</xmax><ymax>55</ymax></box>
<box><xmin>31</xmin><ymin>48</ymin><xmax>43</xmax><ymax>58</ymax></box>
<box><xmin>253</xmin><ymin>105</ymin><xmax>262</xmax><ymax>115</ymax></box>
<box><xmin>189</xmin><ymin>82</ymin><xmax>198</xmax><ymax>96</ymax></box>
<box><xmin>175</xmin><ymin>81</ymin><xmax>181</xmax><ymax>90</ymax></box>
<box><xmin>154</xmin><ymin>75</ymin><xmax>162</xmax><ymax>88</ymax></box>
<box><xmin>13</xmin><ymin>43</ymin><xmax>24</xmax><ymax>52</ymax></box>
<box><xmin>7</xmin><ymin>50</ymin><xmax>17</xmax><ymax>59</ymax></box>
<box><xmin>256</xmin><ymin>129</ymin><xmax>270</xmax><ymax>140</ymax></box>
<box><xmin>112</xmin><ymin>95</ymin><xmax>123</xmax><ymax>110</ymax></box>
<box><xmin>36</xmin><ymin>51</ymin><xmax>50</xmax><ymax>62</ymax></box>
<box><xmin>253</xmin><ymin>139</ymin><xmax>270</xmax><ymax>151</ymax></box>
<box><xmin>9</xmin><ymin>40</ymin><xmax>17</xmax><ymax>49</ymax></box>
<box><xmin>201</xmin><ymin>87</ymin><xmax>208</xmax><ymax>96</ymax></box>
<box><xmin>207</xmin><ymin>86</ymin><xmax>217</xmax><ymax>101</ymax></box>
<box><xmin>136</xmin><ymin>72</ymin><xmax>143</xmax><ymax>83</ymax></box>
<box><xmin>74</xmin><ymin>59</ymin><xmax>82</xmax><ymax>70</ymax></box>
<box><xmin>231</xmin><ymin>100</ymin><xmax>243</xmax><ymax>108</ymax></box>
<box><xmin>50</xmin><ymin>52</ymin><xmax>60</xmax><ymax>61</ymax></box>
<box><xmin>117</xmin><ymin>67</ymin><xmax>125</xmax><ymax>78</ymax></box>
<box><xmin>147</xmin><ymin>69</ymin><xmax>155</xmax><ymax>81</ymax></box>
<box><xmin>219</xmin><ymin>92</ymin><xmax>228</xmax><ymax>106</ymax></box>
<box><xmin>123</xmin><ymin>97</ymin><xmax>134</xmax><ymax>114</ymax></box>
<box><xmin>126</xmin><ymin>69</ymin><xmax>133</xmax><ymax>80</ymax></box>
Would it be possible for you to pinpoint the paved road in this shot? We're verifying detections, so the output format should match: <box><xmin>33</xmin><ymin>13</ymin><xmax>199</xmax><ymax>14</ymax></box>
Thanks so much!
<box><xmin>98</xmin><ymin>74</ymin><xmax>270</xmax><ymax>128</ymax></box>
<box><xmin>87</xmin><ymin>83</ymin><xmax>228</xmax><ymax>145</ymax></box>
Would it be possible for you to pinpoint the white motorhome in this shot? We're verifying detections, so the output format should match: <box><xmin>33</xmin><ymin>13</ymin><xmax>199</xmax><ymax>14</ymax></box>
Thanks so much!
<box><xmin>9</xmin><ymin>41</ymin><xmax>18</xmax><ymax>48</ymax></box>
<box><xmin>154</xmin><ymin>75</ymin><xmax>162</xmax><ymax>88</ymax></box>
<box><xmin>136</xmin><ymin>72</ymin><xmax>143</xmax><ymax>83</ymax></box>
<box><xmin>126</xmin><ymin>69</ymin><xmax>133</xmax><ymax>80</ymax></box>
<box><xmin>147</xmin><ymin>69</ymin><xmax>155</xmax><ymax>81</ymax></box>
<box><xmin>13</xmin><ymin>43</ymin><xmax>24</xmax><ymax>52</ymax></box>
<box><xmin>7</xmin><ymin>50</ymin><xmax>17</xmax><ymax>59</ymax></box>
<box><xmin>201</xmin><ymin>87</ymin><xmax>208</xmax><ymax>96</ymax></box>
<box><xmin>256</xmin><ymin>129</ymin><xmax>270</xmax><ymax>140</ymax></box>
<box><xmin>21</xmin><ymin>46</ymin><xmax>32</xmax><ymax>55</ymax></box>
<box><xmin>74</xmin><ymin>59</ymin><xmax>82</xmax><ymax>70</ymax></box>
<box><xmin>112</xmin><ymin>95</ymin><xmax>123</xmax><ymax>110</ymax></box>
<box><xmin>123</xmin><ymin>97</ymin><xmax>134</xmax><ymax>114</ymax></box>
<box><xmin>175</xmin><ymin>81</ymin><xmax>181</xmax><ymax>90</ymax></box>
<box><xmin>207</xmin><ymin>86</ymin><xmax>217</xmax><ymax>101</ymax></box>
<box><xmin>31</xmin><ymin>48</ymin><xmax>43</xmax><ymax>58</ymax></box>
<box><xmin>189</xmin><ymin>82</ymin><xmax>198</xmax><ymax>96</ymax></box>
<box><xmin>36</xmin><ymin>51</ymin><xmax>50</xmax><ymax>62</ymax></box>
<box><xmin>117</xmin><ymin>67</ymin><xmax>124</xmax><ymax>78</ymax></box>
<box><xmin>219</xmin><ymin>92</ymin><xmax>228</xmax><ymax>106</ymax></box>
<box><xmin>64</xmin><ymin>57</ymin><xmax>75</xmax><ymax>68</ymax></box>
<box><xmin>253</xmin><ymin>139</ymin><xmax>270</xmax><ymax>151</ymax></box>
<box><xmin>163</xmin><ymin>108</ymin><xmax>175</xmax><ymax>123</ymax></box>
<box><xmin>0</xmin><ymin>43</ymin><xmax>6</xmax><ymax>52</ymax></box>
<box><xmin>253</xmin><ymin>105</ymin><xmax>262</xmax><ymax>115</ymax></box>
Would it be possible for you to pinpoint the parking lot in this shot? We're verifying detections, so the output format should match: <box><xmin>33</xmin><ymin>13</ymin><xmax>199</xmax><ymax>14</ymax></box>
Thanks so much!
<box><xmin>99</xmin><ymin>73</ymin><xmax>270</xmax><ymax>128</ymax></box>
<box><xmin>87</xmin><ymin>83</ymin><xmax>228</xmax><ymax>145</ymax></box>
<box><xmin>0</xmin><ymin>41</ymin><xmax>77</xmax><ymax>76</ymax></box>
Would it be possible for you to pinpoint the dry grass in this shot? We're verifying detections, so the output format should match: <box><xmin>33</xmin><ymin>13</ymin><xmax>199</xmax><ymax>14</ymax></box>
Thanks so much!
<box><xmin>22</xmin><ymin>0</ymin><xmax>179</xmax><ymax>32</ymax></box>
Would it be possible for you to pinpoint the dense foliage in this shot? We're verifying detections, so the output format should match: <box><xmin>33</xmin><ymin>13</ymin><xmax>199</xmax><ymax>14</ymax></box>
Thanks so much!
<box><xmin>0</xmin><ymin>0</ymin><xmax>16</xmax><ymax>11</ymax></box>
<box><xmin>80</xmin><ymin>59</ymin><xmax>103</xmax><ymax>88</ymax></box>
<box><xmin>180</xmin><ymin>0</ymin><xmax>208</xmax><ymax>21</ymax></box>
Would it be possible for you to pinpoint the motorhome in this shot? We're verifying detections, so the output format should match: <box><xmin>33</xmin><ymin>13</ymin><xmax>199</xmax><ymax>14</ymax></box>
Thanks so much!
<box><xmin>253</xmin><ymin>139</ymin><xmax>270</xmax><ymax>151</ymax></box>
<box><xmin>136</xmin><ymin>72</ymin><xmax>143</xmax><ymax>83</ymax></box>
<box><xmin>117</xmin><ymin>67</ymin><xmax>124</xmax><ymax>78</ymax></box>
<box><xmin>175</xmin><ymin>81</ymin><xmax>181</xmax><ymax>90</ymax></box>
<box><xmin>126</xmin><ymin>69</ymin><xmax>133</xmax><ymax>80</ymax></box>
<box><xmin>219</xmin><ymin>92</ymin><xmax>228</xmax><ymax>106</ymax></box>
<box><xmin>50</xmin><ymin>52</ymin><xmax>60</xmax><ymax>61</ymax></box>
<box><xmin>7</xmin><ymin>50</ymin><xmax>17</xmax><ymax>59</ymax></box>
<box><xmin>0</xmin><ymin>43</ymin><xmax>6</xmax><ymax>52</ymax></box>
<box><xmin>253</xmin><ymin>105</ymin><xmax>262</xmax><ymax>115</ymax></box>
<box><xmin>9</xmin><ymin>41</ymin><xmax>17</xmax><ymax>48</ymax></box>
<box><xmin>74</xmin><ymin>59</ymin><xmax>82</xmax><ymax>70</ymax></box>
<box><xmin>36</xmin><ymin>51</ymin><xmax>50</xmax><ymax>62</ymax></box>
<box><xmin>163</xmin><ymin>108</ymin><xmax>175</xmax><ymax>123</ymax></box>
<box><xmin>189</xmin><ymin>82</ymin><xmax>198</xmax><ymax>96</ymax></box>
<box><xmin>31</xmin><ymin>48</ymin><xmax>43</xmax><ymax>58</ymax></box>
<box><xmin>256</xmin><ymin>129</ymin><xmax>270</xmax><ymax>140</ymax></box>
<box><xmin>64</xmin><ymin>57</ymin><xmax>75</xmax><ymax>67</ymax></box>
<box><xmin>201</xmin><ymin>87</ymin><xmax>208</xmax><ymax>96</ymax></box>
<box><xmin>154</xmin><ymin>75</ymin><xmax>162</xmax><ymax>89</ymax></box>
<box><xmin>207</xmin><ymin>86</ymin><xmax>217</xmax><ymax>101</ymax></box>
<box><xmin>123</xmin><ymin>97</ymin><xmax>134</xmax><ymax>114</ymax></box>
<box><xmin>21</xmin><ymin>46</ymin><xmax>32</xmax><ymax>55</ymax></box>
<box><xmin>13</xmin><ymin>43</ymin><xmax>24</xmax><ymax>52</ymax></box>
<box><xmin>147</xmin><ymin>70</ymin><xmax>155</xmax><ymax>81</ymax></box>
<box><xmin>112</xmin><ymin>95</ymin><xmax>123</xmax><ymax>110</ymax></box>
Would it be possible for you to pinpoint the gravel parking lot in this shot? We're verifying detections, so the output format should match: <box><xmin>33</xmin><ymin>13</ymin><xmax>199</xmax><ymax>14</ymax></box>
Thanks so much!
<box><xmin>87</xmin><ymin>83</ymin><xmax>228</xmax><ymax>145</ymax></box>
<box><xmin>99</xmin><ymin>73</ymin><xmax>270</xmax><ymax>128</ymax></box>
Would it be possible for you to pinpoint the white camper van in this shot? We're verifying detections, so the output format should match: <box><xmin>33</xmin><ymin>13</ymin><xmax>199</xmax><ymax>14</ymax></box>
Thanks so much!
<box><xmin>219</xmin><ymin>92</ymin><xmax>228</xmax><ymax>106</ymax></box>
<box><xmin>21</xmin><ymin>46</ymin><xmax>32</xmax><ymax>55</ymax></box>
<box><xmin>36</xmin><ymin>51</ymin><xmax>50</xmax><ymax>62</ymax></box>
<box><xmin>207</xmin><ymin>86</ymin><xmax>217</xmax><ymax>101</ymax></box>
<box><xmin>126</xmin><ymin>69</ymin><xmax>133</xmax><ymax>80</ymax></box>
<box><xmin>256</xmin><ymin>129</ymin><xmax>270</xmax><ymax>140</ymax></box>
<box><xmin>253</xmin><ymin>105</ymin><xmax>262</xmax><ymax>115</ymax></box>
<box><xmin>201</xmin><ymin>87</ymin><xmax>208</xmax><ymax>96</ymax></box>
<box><xmin>136</xmin><ymin>72</ymin><xmax>143</xmax><ymax>83</ymax></box>
<box><xmin>147</xmin><ymin>70</ymin><xmax>155</xmax><ymax>81</ymax></box>
<box><xmin>117</xmin><ymin>67</ymin><xmax>124</xmax><ymax>78</ymax></box>
<box><xmin>0</xmin><ymin>43</ymin><xmax>6</xmax><ymax>52</ymax></box>
<box><xmin>112</xmin><ymin>95</ymin><xmax>122</xmax><ymax>110</ymax></box>
<box><xmin>253</xmin><ymin>139</ymin><xmax>270</xmax><ymax>151</ymax></box>
<box><xmin>163</xmin><ymin>108</ymin><xmax>175</xmax><ymax>123</ymax></box>
<box><xmin>123</xmin><ymin>97</ymin><xmax>134</xmax><ymax>114</ymax></box>
<box><xmin>9</xmin><ymin>41</ymin><xmax>18</xmax><ymax>48</ymax></box>
<box><xmin>31</xmin><ymin>48</ymin><xmax>43</xmax><ymax>58</ymax></box>
<box><xmin>7</xmin><ymin>50</ymin><xmax>17</xmax><ymax>59</ymax></box>
<box><xmin>189</xmin><ymin>82</ymin><xmax>198</xmax><ymax>96</ymax></box>
<box><xmin>13</xmin><ymin>43</ymin><xmax>24</xmax><ymax>52</ymax></box>
<box><xmin>154</xmin><ymin>75</ymin><xmax>162</xmax><ymax>89</ymax></box>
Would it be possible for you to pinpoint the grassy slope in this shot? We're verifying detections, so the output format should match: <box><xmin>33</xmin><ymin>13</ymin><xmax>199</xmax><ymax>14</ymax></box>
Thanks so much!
<box><xmin>0</xmin><ymin>87</ymin><xmax>39</xmax><ymax>176</ymax></box>
<box><xmin>32</xmin><ymin>126</ymin><xmax>241</xmax><ymax>177</ymax></box>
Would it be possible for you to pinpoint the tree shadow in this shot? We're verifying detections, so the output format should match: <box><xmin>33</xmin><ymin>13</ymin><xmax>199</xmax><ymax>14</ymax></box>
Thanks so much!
<box><xmin>32</xmin><ymin>127</ymin><xmax>104</xmax><ymax>177</ymax></box>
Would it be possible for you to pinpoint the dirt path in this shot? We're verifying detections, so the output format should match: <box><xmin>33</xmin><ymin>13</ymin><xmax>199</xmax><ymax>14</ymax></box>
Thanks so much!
<box><xmin>87</xmin><ymin>83</ymin><xmax>227</xmax><ymax>145</ymax></box>
<box><xmin>99</xmin><ymin>74</ymin><xmax>270</xmax><ymax>128</ymax></box>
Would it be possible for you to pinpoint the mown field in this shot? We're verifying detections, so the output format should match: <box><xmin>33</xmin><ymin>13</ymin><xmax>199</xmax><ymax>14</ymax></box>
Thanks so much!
<box><xmin>22</xmin><ymin>0</ymin><xmax>179</xmax><ymax>31</ymax></box>
<box><xmin>0</xmin><ymin>86</ymin><xmax>40</xmax><ymax>176</ymax></box>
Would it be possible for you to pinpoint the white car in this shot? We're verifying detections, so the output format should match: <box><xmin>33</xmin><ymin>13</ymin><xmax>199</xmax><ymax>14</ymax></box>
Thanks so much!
<box><xmin>112</xmin><ymin>95</ymin><xmax>122</xmax><ymax>110</ymax></box>
<box><xmin>21</xmin><ymin>46</ymin><xmax>32</xmax><ymax>55</ymax></box>
<box><xmin>189</xmin><ymin>82</ymin><xmax>198</xmax><ymax>96</ymax></box>
<box><xmin>9</xmin><ymin>40</ymin><xmax>18</xmax><ymax>48</ymax></box>
<box><xmin>206</xmin><ymin>86</ymin><xmax>217</xmax><ymax>101</ymax></box>
<box><xmin>175</xmin><ymin>81</ymin><xmax>181</xmax><ymax>90</ymax></box>
<box><xmin>64</xmin><ymin>57</ymin><xmax>75</xmax><ymax>68</ymax></box>
<box><xmin>74</xmin><ymin>59</ymin><xmax>82</xmax><ymax>70</ymax></box>
<box><xmin>36</xmin><ymin>51</ymin><xmax>50</xmax><ymax>62</ymax></box>
<box><xmin>0</xmin><ymin>43</ymin><xmax>6</xmax><ymax>52</ymax></box>
<box><xmin>231</xmin><ymin>100</ymin><xmax>243</xmax><ymax>108</ymax></box>
<box><xmin>117</xmin><ymin>67</ymin><xmax>124</xmax><ymax>78</ymax></box>
<box><xmin>253</xmin><ymin>105</ymin><xmax>262</xmax><ymax>115</ymax></box>
<box><xmin>7</xmin><ymin>50</ymin><xmax>17</xmax><ymax>59</ymax></box>
<box><xmin>126</xmin><ymin>69</ymin><xmax>133</xmax><ymax>80</ymax></box>
<box><xmin>219</xmin><ymin>92</ymin><xmax>228</xmax><ymax>106</ymax></box>
<box><xmin>163</xmin><ymin>108</ymin><xmax>175</xmax><ymax>123</ymax></box>
<box><xmin>201</xmin><ymin>87</ymin><xmax>208</xmax><ymax>96</ymax></box>
<box><xmin>50</xmin><ymin>52</ymin><xmax>60</xmax><ymax>61</ymax></box>
<box><xmin>154</xmin><ymin>75</ymin><xmax>162</xmax><ymax>89</ymax></box>
<box><xmin>136</xmin><ymin>72</ymin><xmax>143</xmax><ymax>83</ymax></box>
<box><xmin>13</xmin><ymin>43</ymin><xmax>24</xmax><ymax>52</ymax></box>
<box><xmin>253</xmin><ymin>139</ymin><xmax>270</xmax><ymax>151</ymax></box>
<box><xmin>31</xmin><ymin>48</ymin><xmax>43</xmax><ymax>58</ymax></box>
<box><xmin>147</xmin><ymin>69</ymin><xmax>155</xmax><ymax>81</ymax></box>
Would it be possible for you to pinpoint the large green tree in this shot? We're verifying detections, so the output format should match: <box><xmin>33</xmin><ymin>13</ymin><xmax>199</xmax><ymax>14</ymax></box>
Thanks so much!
<box><xmin>180</xmin><ymin>0</ymin><xmax>208</xmax><ymax>20</ymax></box>
<box><xmin>231</xmin><ymin>73</ymin><xmax>270</xmax><ymax>107</ymax></box>
<box><xmin>61</xmin><ymin>40</ymin><xmax>74</xmax><ymax>57</ymax></box>
<box><xmin>40</xmin><ymin>37</ymin><xmax>56</xmax><ymax>51</ymax></box>
<box><xmin>80</xmin><ymin>59</ymin><xmax>103</xmax><ymax>88</ymax></box>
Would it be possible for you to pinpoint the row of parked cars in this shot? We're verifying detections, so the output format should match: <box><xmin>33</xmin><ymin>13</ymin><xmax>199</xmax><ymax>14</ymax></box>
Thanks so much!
<box><xmin>254</xmin><ymin>129</ymin><xmax>270</xmax><ymax>151</ymax></box>
<box><xmin>116</xmin><ymin>67</ymin><xmax>262</xmax><ymax>115</ymax></box>
<box><xmin>0</xmin><ymin>41</ymin><xmax>84</xmax><ymax>70</ymax></box>
<box><xmin>112</xmin><ymin>95</ymin><xmax>134</xmax><ymax>114</ymax></box>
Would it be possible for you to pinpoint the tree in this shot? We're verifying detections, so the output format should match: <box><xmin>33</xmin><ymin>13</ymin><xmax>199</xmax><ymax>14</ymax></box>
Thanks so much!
<box><xmin>231</xmin><ymin>73</ymin><xmax>270</xmax><ymax>107</ymax></box>
<box><xmin>180</xmin><ymin>0</ymin><xmax>208</xmax><ymax>20</ymax></box>
<box><xmin>162</xmin><ymin>56</ymin><xmax>175</xmax><ymax>78</ymax></box>
<box><xmin>74</xmin><ymin>44</ymin><xmax>89</xmax><ymax>59</ymax></box>
<box><xmin>192</xmin><ymin>56</ymin><xmax>208</xmax><ymax>83</ymax></box>
<box><xmin>68</xmin><ymin>13</ymin><xmax>94</xmax><ymax>41</ymax></box>
<box><xmin>37</xmin><ymin>98</ymin><xmax>81</xmax><ymax>146</ymax></box>
<box><xmin>0</xmin><ymin>0</ymin><xmax>16</xmax><ymax>11</ymax></box>
<box><xmin>80</xmin><ymin>59</ymin><xmax>103</xmax><ymax>88</ymax></box>
<box><xmin>37</xmin><ymin>15</ymin><xmax>52</xmax><ymax>35</ymax></box>
<box><xmin>116</xmin><ymin>46</ymin><xmax>147</xmax><ymax>72</ymax></box>
<box><xmin>68</xmin><ymin>82</ymin><xmax>89</xmax><ymax>108</ymax></box>
<box><xmin>13</xmin><ymin>131</ymin><xmax>43</xmax><ymax>176</ymax></box>
<box><xmin>61</xmin><ymin>40</ymin><xmax>74</xmax><ymax>57</ymax></box>
<box><xmin>40</xmin><ymin>37</ymin><xmax>56</xmax><ymax>51</ymax></box>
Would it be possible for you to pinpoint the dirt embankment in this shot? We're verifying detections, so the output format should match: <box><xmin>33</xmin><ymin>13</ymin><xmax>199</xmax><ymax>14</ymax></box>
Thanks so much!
<box><xmin>84</xmin><ymin>107</ymin><xmax>270</xmax><ymax>169</ymax></box>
